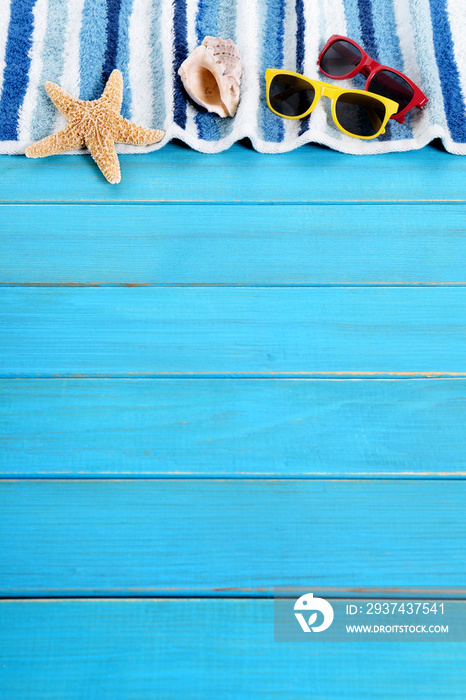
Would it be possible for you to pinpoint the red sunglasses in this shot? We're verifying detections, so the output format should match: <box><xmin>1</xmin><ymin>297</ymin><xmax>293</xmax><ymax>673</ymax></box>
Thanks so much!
<box><xmin>318</xmin><ymin>35</ymin><xmax>428</xmax><ymax>124</ymax></box>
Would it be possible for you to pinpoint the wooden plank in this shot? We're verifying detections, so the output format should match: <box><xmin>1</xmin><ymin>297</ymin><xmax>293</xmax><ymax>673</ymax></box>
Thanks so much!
<box><xmin>1</xmin><ymin>204</ymin><xmax>465</xmax><ymax>285</ymax></box>
<box><xmin>1</xmin><ymin>287</ymin><xmax>466</xmax><ymax>376</ymax></box>
<box><xmin>2</xmin><ymin>378</ymin><xmax>465</xmax><ymax>478</ymax></box>
<box><xmin>1</xmin><ymin>480</ymin><xmax>465</xmax><ymax>594</ymax></box>
<box><xmin>0</xmin><ymin>143</ymin><xmax>465</xmax><ymax>204</ymax></box>
<box><xmin>0</xmin><ymin>599</ymin><xmax>465</xmax><ymax>699</ymax></box>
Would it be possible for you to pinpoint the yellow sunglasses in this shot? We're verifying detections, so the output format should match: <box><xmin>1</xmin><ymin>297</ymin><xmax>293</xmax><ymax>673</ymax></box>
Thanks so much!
<box><xmin>265</xmin><ymin>69</ymin><xmax>399</xmax><ymax>139</ymax></box>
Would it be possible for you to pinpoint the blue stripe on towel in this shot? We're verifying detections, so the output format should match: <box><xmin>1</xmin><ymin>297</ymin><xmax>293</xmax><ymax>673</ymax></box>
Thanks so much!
<box><xmin>0</xmin><ymin>0</ymin><xmax>36</xmax><ymax>140</ymax></box>
<box><xmin>407</xmin><ymin>0</ymin><xmax>442</xmax><ymax>131</ymax></box>
<box><xmin>370</xmin><ymin>0</ymin><xmax>402</xmax><ymax>68</ymax></box>
<box><xmin>260</xmin><ymin>0</ymin><xmax>286</xmax><ymax>143</ymax></box>
<box><xmin>343</xmin><ymin>0</ymin><xmax>362</xmax><ymax>44</ymax></box>
<box><xmin>295</xmin><ymin>0</ymin><xmax>304</xmax><ymax>75</ymax></box>
<box><xmin>428</xmin><ymin>0</ymin><xmax>466</xmax><ymax>143</ymax></box>
<box><xmin>357</xmin><ymin>0</ymin><xmax>378</xmax><ymax>61</ymax></box>
<box><xmin>369</xmin><ymin>0</ymin><xmax>411</xmax><ymax>140</ymax></box>
<box><xmin>79</xmin><ymin>0</ymin><xmax>108</xmax><ymax>100</ymax></box>
<box><xmin>296</xmin><ymin>0</ymin><xmax>309</xmax><ymax>137</ymax></box>
<box><xmin>218</xmin><ymin>0</ymin><xmax>236</xmax><ymax>41</ymax></box>
<box><xmin>194</xmin><ymin>110</ymin><xmax>221</xmax><ymax>142</ymax></box>
<box><xmin>357</xmin><ymin>0</ymin><xmax>391</xmax><ymax>141</ymax></box>
<box><xmin>216</xmin><ymin>0</ymin><xmax>237</xmax><ymax>140</ymax></box>
<box><xmin>196</xmin><ymin>0</ymin><xmax>219</xmax><ymax>37</ymax></box>
<box><xmin>116</xmin><ymin>0</ymin><xmax>133</xmax><ymax>119</ymax></box>
<box><xmin>31</xmin><ymin>0</ymin><xmax>69</xmax><ymax>140</ymax></box>
<box><xmin>173</xmin><ymin>0</ymin><xmax>188</xmax><ymax>129</ymax></box>
<box><xmin>343</xmin><ymin>0</ymin><xmax>363</xmax><ymax>93</ymax></box>
<box><xmin>195</xmin><ymin>0</ymin><xmax>221</xmax><ymax>141</ymax></box>
<box><xmin>103</xmin><ymin>0</ymin><xmax>122</xmax><ymax>82</ymax></box>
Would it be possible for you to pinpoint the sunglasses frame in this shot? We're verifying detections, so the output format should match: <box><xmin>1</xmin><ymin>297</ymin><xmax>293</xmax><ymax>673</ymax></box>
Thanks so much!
<box><xmin>318</xmin><ymin>35</ymin><xmax>428</xmax><ymax>124</ymax></box>
<box><xmin>265</xmin><ymin>69</ymin><xmax>399</xmax><ymax>140</ymax></box>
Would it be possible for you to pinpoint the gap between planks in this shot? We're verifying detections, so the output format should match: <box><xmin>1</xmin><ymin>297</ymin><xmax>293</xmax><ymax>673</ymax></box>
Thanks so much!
<box><xmin>2</xmin><ymin>591</ymin><xmax>466</xmax><ymax>600</ymax></box>
<box><xmin>1</xmin><ymin>283</ymin><xmax>466</xmax><ymax>287</ymax></box>
<box><xmin>1</xmin><ymin>200</ymin><xmax>466</xmax><ymax>205</ymax></box>
<box><xmin>2</xmin><ymin>372</ymin><xmax>466</xmax><ymax>379</ymax></box>
<box><xmin>2</xmin><ymin>473</ymin><xmax>466</xmax><ymax>480</ymax></box>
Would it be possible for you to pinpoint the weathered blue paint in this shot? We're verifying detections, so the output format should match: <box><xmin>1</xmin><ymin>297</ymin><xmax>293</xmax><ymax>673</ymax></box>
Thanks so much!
<box><xmin>0</xmin><ymin>600</ymin><xmax>465</xmax><ymax>699</ymax></box>
<box><xmin>1</xmin><ymin>286</ymin><xmax>466</xmax><ymax>376</ymax></box>
<box><xmin>0</xmin><ymin>143</ymin><xmax>465</xmax><ymax>203</ymax></box>
<box><xmin>1</xmin><ymin>204</ymin><xmax>466</xmax><ymax>285</ymax></box>
<box><xmin>1</xmin><ymin>142</ymin><xmax>466</xmax><ymax>698</ymax></box>
<box><xmin>1</xmin><ymin>379</ymin><xmax>465</xmax><ymax>478</ymax></box>
<box><xmin>1</xmin><ymin>479</ymin><xmax>466</xmax><ymax>594</ymax></box>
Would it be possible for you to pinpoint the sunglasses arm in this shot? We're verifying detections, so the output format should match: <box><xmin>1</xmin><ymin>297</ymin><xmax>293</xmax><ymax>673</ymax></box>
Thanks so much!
<box><xmin>367</xmin><ymin>105</ymin><xmax>384</xmax><ymax>133</ymax></box>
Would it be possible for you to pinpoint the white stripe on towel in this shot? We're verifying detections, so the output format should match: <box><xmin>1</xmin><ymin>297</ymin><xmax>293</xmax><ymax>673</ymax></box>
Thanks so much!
<box><xmin>322</xmin><ymin>0</ymin><xmax>346</xmax><ymax>39</ymax></box>
<box><xmin>17</xmin><ymin>0</ymin><xmax>49</xmax><ymax>143</ymax></box>
<box><xmin>129</xmin><ymin>0</ymin><xmax>155</xmax><ymax>126</ymax></box>
<box><xmin>302</xmin><ymin>0</ymin><xmax>319</xmax><ymax>78</ymax></box>
<box><xmin>161</xmin><ymin>0</ymin><xmax>175</xmax><ymax>133</ymax></box>
<box><xmin>392</xmin><ymin>0</ymin><xmax>426</xmax><ymax>137</ymax></box>
<box><xmin>235</xmin><ymin>0</ymin><xmax>260</xmax><ymax>138</ymax></box>
<box><xmin>302</xmin><ymin>0</ymin><xmax>325</xmax><ymax>134</ymax></box>
<box><xmin>185</xmin><ymin>0</ymin><xmax>198</xmax><ymax>136</ymax></box>
<box><xmin>60</xmin><ymin>0</ymin><xmax>85</xmax><ymax>95</ymax></box>
<box><xmin>55</xmin><ymin>0</ymin><xmax>85</xmax><ymax>131</ymax></box>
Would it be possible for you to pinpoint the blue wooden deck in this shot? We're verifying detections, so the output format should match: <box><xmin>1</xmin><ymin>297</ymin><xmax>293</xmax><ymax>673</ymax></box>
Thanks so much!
<box><xmin>1</xmin><ymin>141</ymin><xmax>466</xmax><ymax>697</ymax></box>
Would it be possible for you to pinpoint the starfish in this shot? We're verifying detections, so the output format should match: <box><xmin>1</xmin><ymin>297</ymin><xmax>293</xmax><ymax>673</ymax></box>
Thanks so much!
<box><xmin>26</xmin><ymin>70</ymin><xmax>165</xmax><ymax>184</ymax></box>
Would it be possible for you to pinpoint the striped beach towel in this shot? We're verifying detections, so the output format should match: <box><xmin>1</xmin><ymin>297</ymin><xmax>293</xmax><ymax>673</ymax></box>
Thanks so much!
<box><xmin>0</xmin><ymin>0</ymin><xmax>465</xmax><ymax>155</ymax></box>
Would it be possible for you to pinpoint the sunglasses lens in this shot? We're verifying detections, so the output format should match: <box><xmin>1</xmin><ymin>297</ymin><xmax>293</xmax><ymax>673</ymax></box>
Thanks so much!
<box><xmin>368</xmin><ymin>70</ymin><xmax>414</xmax><ymax>113</ymax></box>
<box><xmin>269</xmin><ymin>74</ymin><xmax>315</xmax><ymax>117</ymax></box>
<box><xmin>335</xmin><ymin>92</ymin><xmax>386</xmax><ymax>137</ymax></box>
<box><xmin>320</xmin><ymin>40</ymin><xmax>363</xmax><ymax>77</ymax></box>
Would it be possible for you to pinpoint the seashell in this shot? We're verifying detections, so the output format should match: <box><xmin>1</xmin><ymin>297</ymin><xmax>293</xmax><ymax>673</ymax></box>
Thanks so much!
<box><xmin>178</xmin><ymin>36</ymin><xmax>241</xmax><ymax>118</ymax></box>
